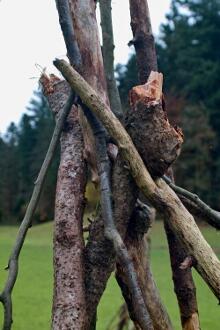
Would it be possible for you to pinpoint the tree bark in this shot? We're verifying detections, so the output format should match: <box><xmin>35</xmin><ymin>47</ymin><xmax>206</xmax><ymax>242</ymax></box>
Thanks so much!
<box><xmin>43</xmin><ymin>79</ymin><xmax>87</xmax><ymax>329</ymax></box>
<box><xmin>165</xmin><ymin>222</ymin><xmax>200</xmax><ymax>330</ymax></box>
<box><xmin>116</xmin><ymin>202</ymin><xmax>173</xmax><ymax>330</ymax></box>
<box><xmin>129</xmin><ymin>0</ymin><xmax>158</xmax><ymax>83</ymax></box>
<box><xmin>126</xmin><ymin>73</ymin><xmax>183</xmax><ymax>178</ymax></box>
<box><xmin>54</xmin><ymin>59</ymin><xmax>220</xmax><ymax>301</ymax></box>
<box><xmin>129</xmin><ymin>2</ymin><xmax>200</xmax><ymax>327</ymax></box>
<box><xmin>99</xmin><ymin>0</ymin><xmax>123</xmax><ymax>119</ymax></box>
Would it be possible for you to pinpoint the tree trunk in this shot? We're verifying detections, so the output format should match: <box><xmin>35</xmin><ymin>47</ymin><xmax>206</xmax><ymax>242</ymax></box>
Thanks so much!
<box><xmin>43</xmin><ymin>79</ymin><xmax>87</xmax><ymax>329</ymax></box>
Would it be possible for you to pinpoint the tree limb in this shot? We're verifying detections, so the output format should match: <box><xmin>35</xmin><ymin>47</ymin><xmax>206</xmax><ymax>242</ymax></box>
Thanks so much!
<box><xmin>163</xmin><ymin>175</ymin><xmax>220</xmax><ymax>230</ymax></box>
<box><xmin>116</xmin><ymin>201</ymin><xmax>173</xmax><ymax>330</ymax></box>
<box><xmin>129</xmin><ymin>0</ymin><xmax>157</xmax><ymax>83</ymax></box>
<box><xmin>99</xmin><ymin>0</ymin><xmax>123</xmax><ymax>119</ymax></box>
<box><xmin>0</xmin><ymin>92</ymin><xmax>74</xmax><ymax>330</ymax></box>
<box><xmin>54</xmin><ymin>58</ymin><xmax>220</xmax><ymax>301</ymax></box>
<box><xmin>129</xmin><ymin>2</ymin><xmax>200</xmax><ymax>327</ymax></box>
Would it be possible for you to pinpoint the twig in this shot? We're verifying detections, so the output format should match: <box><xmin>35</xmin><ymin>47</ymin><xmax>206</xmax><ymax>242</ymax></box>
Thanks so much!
<box><xmin>99</xmin><ymin>0</ymin><xmax>123</xmax><ymax>119</ymax></box>
<box><xmin>163</xmin><ymin>175</ymin><xmax>220</xmax><ymax>230</ymax></box>
<box><xmin>54</xmin><ymin>58</ymin><xmax>220</xmax><ymax>300</ymax></box>
<box><xmin>0</xmin><ymin>93</ymin><xmax>74</xmax><ymax>330</ymax></box>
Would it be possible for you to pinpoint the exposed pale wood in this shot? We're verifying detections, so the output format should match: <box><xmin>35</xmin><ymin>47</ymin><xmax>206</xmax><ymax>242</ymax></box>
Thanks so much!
<box><xmin>54</xmin><ymin>58</ymin><xmax>220</xmax><ymax>300</ymax></box>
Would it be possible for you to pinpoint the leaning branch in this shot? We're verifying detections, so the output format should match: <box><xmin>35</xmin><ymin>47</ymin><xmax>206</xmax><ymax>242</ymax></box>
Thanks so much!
<box><xmin>163</xmin><ymin>175</ymin><xmax>220</xmax><ymax>230</ymax></box>
<box><xmin>0</xmin><ymin>93</ymin><xmax>74</xmax><ymax>330</ymax></box>
<box><xmin>84</xmin><ymin>107</ymin><xmax>153</xmax><ymax>330</ymax></box>
<box><xmin>99</xmin><ymin>0</ymin><xmax>123</xmax><ymax>119</ymax></box>
<box><xmin>54</xmin><ymin>58</ymin><xmax>220</xmax><ymax>300</ymax></box>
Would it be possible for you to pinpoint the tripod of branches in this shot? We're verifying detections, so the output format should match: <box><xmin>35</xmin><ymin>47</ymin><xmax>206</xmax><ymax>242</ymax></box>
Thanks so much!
<box><xmin>1</xmin><ymin>1</ymin><xmax>220</xmax><ymax>330</ymax></box>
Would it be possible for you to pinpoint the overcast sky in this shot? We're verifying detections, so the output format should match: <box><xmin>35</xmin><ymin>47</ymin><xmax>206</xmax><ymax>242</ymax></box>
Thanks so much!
<box><xmin>0</xmin><ymin>0</ymin><xmax>171</xmax><ymax>134</ymax></box>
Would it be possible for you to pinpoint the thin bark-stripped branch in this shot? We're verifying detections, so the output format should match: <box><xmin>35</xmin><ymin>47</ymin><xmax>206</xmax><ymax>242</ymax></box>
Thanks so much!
<box><xmin>0</xmin><ymin>93</ymin><xmax>74</xmax><ymax>330</ymax></box>
<box><xmin>54</xmin><ymin>58</ymin><xmax>220</xmax><ymax>300</ymax></box>
<box><xmin>99</xmin><ymin>0</ymin><xmax>123</xmax><ymax>119</ymax></box>
<box><xmin>164</xmin><ymin>175</ymin><xmax>220</xmax><ymax>230</ymax></box>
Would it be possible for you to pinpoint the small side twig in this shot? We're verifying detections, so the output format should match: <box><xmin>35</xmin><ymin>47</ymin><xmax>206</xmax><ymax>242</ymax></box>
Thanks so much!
<box><xmin>163</xmin><ymin>175</ymin><xmax>220</xmax><ymax>230</ymax></box>
<box><xmin>0</xmin><ymin>93</ymin><xmax>74</xmax><ymax>330</ymax></box>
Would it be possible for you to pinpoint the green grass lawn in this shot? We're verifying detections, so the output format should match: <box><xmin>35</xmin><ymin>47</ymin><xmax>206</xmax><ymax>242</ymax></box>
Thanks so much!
<box><xmin>0</xmin><ymin>221</ymin><xmax>219</xmax><ymax>329</ymax></box>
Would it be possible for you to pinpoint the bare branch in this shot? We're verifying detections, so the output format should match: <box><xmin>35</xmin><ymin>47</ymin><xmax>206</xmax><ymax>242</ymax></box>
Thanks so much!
<box><xmin>56</xmin><ymin>1</ymin><xmax>151</xmax><ymax>327</ymax></box>
<box><xmin>55</xmin><ymin>0</ymin><xmax>82</xmax><ymax>69</ymax></box>
<box><xmin>54</xmin><ymin>58</ymin><xmax>220</xmax><ymax>300</ymax></box>
<box><xmin>129</xmin><ymin>0</ymin><xmax>157</xmax><ymax>83</ymax></box>
<box><xmin>99</xmin><ymin>0</ymin><xmax>123</xmax><ymax>119</ymax></box>
<box><xmin>0</xmin><ymin>92</ymin><xmax>74</xmax><ymax>330</ymax></box>
<box><xmin>116</xmin><ymin>201</ymin><xmax>173</xmax><ymax>330</ymax></box>
<box><xmin>83</xmin><ymin>105</ymin><xmax>153</xmax><ymax>330</ymax></box>
<box><xmin>163</xmin><ymin>175</ymin><xmax>220</xmax><ymax>230</ymax></box>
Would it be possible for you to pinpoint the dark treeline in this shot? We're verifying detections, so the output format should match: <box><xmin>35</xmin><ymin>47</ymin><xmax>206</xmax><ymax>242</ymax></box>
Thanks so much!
<box><xmin>0</xmin><ymin>89</ymin><xmax>59</xmax><ymax>224</ymax></box>
<box><xmin>117</xmin><ymin>0</ymin><xmax>220</xmax><ymax>210</ymax></box>
<box><xmin>0</xmin><ymin>0</ymin><xmax>219</xmax><ymax>223</ymax></box>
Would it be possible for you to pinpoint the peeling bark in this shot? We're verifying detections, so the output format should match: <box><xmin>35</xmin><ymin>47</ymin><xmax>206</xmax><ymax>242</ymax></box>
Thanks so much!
<box><xmin>43</xmin><ymin>80</ymin><xmax>87</xmax><ymax>329</ymax></box>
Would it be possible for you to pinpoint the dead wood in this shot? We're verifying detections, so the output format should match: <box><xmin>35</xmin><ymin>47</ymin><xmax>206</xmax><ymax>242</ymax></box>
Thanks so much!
<box><xmin>54</xmin><ymin>59</ymin><xmax>220</xmax><ymax>301</ymax></box>
<box><xmin>0</xmin><ymin>76</ymin><xmax>75</xmax><ymax>330</ymax></box>
<box><xmin>99</xmin><ymin>0</ymin><xmax>123</xmax><ymax>119</ymax></box>
<box><xmin>42</xmin><ymin>78</ymin><xmax>88</xmax><ymax>329</ymax></box>
<box><xmin>116</xmin><ymin>201</ymin><xmax>173</xmax><ymax>330</ymax></box>
<box><xmin>129</xmin><ymin>2</ymin><xmax>200</xmax><ymax>328</ymax></box>
<box><xmin>126</xmin><ymin>72</ymin><xmax>183</xmax><ymax>178</ymax></box>
<box><xmin>129</xmin><ymin>0</ymin><xmax>158</xmax><ymax>83</ymax></box>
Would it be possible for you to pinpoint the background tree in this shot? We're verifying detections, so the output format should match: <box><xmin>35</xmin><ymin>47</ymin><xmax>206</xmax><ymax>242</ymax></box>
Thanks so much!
<box><xmin>0</xmin><ymin>89</ymin><xmax>58</xmax><ymax>223</ymax></box>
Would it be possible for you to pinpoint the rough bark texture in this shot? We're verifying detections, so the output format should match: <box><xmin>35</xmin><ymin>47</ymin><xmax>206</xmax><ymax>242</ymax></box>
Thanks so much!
<box><xmin>84</xmin><ymin>154</ymin><xmax>138</xmax><ymax>325</ymax></box>
<box><xmin>99</xmin><ymin>0</ymin><xmax>123</xmax><ymax>119</ymax></box>
<box><xmin>129</xmin><ymin>0</ymin><xmax>158</xmax><ymax>83</ymax></box>
<box><xmin>54</xmin><ymin>59</ymin><xmax>220</xmax><ymax>300</ymax></box>
<box><xmin>68</xmin><ymin>1</ymin><xmax>117</xmax><ymax>326</ymax></box>
<box><xmin>116</xmin><ymin>203</ymin><xmax>173</xmax><ymax>330</ymax></box>
<box><xmin>69</xmin><ymin>0</ymin><xmax>109</xmax><ymax>105</ymax></box>
<box><xmin>44</xmin><ymin>80</ymin><xmax>87</xmax><ymax>329</ymax></box>
<box><xmin>69</xmin><ymin>0</ymin><xmax>110</xmax><ymax>186</ymax></box>
<box><xmin>165</xmin><ymin>223</ymin><xmax>200</xmax><ymax>330</ymax></box>
<box><xmin>127</xmin><ymin>73</ymin><xmax>183</xmax><ymax>178</ymax></box>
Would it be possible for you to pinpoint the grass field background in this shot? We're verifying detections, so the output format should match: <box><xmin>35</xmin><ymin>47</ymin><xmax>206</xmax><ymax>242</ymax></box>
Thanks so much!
<box><xmin>0</xmin><ymin>221</ymin><xmax>219</xmax><ymax>329</ymax></box>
